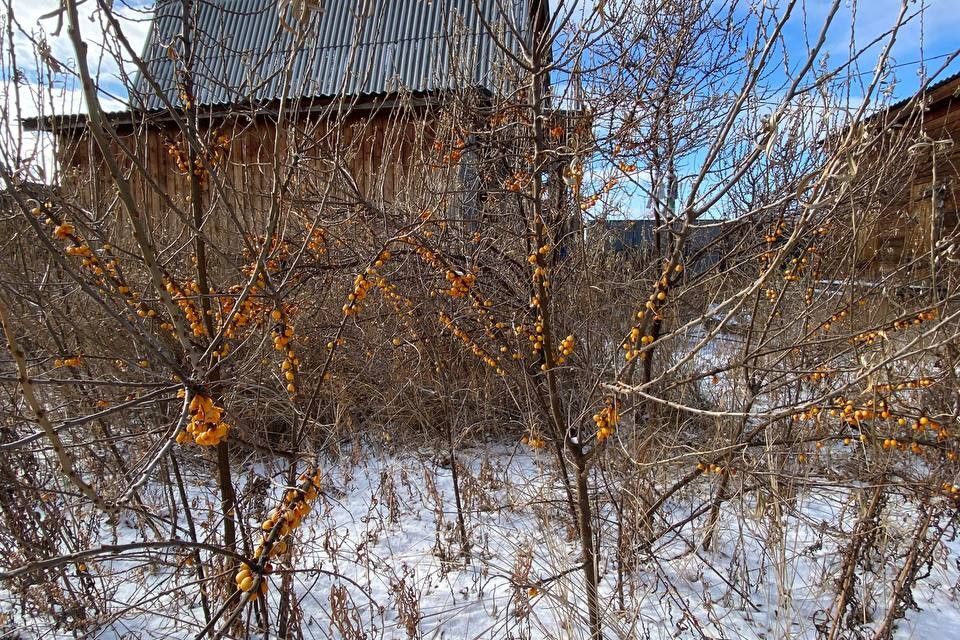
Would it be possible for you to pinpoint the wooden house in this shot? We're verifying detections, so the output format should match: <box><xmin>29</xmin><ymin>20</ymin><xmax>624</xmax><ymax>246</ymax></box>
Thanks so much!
<box><xmin>848</xmin><ymin>72</ymin><xmax>960</xmax><ymax>273</ymax></box>
<box><xmin>23</xmin><ymin>0</ymin><xmax>550</xmax><ymax>239</ymax></box>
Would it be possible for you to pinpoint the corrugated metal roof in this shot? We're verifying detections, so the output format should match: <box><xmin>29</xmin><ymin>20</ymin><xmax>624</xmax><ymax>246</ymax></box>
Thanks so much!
<box><xmin>884</xmin><ymin>70</ymin><xmax>960</xmax><ymax>115</ymax></box>
<box><xmin>131</xmin><ymin>0</ymin><xmax>536</xmax><ymax>110</ymax></box>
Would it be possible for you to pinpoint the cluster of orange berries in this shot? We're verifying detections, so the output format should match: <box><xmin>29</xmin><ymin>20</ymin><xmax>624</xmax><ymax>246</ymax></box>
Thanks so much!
<box><xmin>528</xmin><ymin>244</ymin><xmax>550</xmax><ymax>265</ymax></box>
<box><xmin>696</xmin><ymin>462</ymin><xmax>727</xmax><ymax>474</ymax></box>
<box><xmin>92</xmin><ymin>251</ymin><xmax>120</xmax><ymax>279</ymax></box>
<box><xmin>783</xmin><ymin>256</ymin><xmax>807</xmax><ymax>282</ymax></box>
<box><xmin>438</xmin><ymin>312</ymin><xmax>502</xmax><ymax>373</ymax></box>
<box><xmin>53</xmin><ymin>221</ymin><xmax>73</xmax><ymax>239</ymax></box>
<box><xmin>621</xmin><ymin>265</ymin><xmax>679</xmax><ymax>360</ymax></box>
<box><xmin>54</xmin><ymin>355</ymin><xmax>82</xmax><ymax>368</ymax></box>
<box><xmin>528</xmin><ymin>245</ymin><xmax>553</xmax><ymax>289</ymax></box>
<box><xmin>833</xmin><ymin>399</ymin><xmax>949</xmax><ymax>439</ymax></box>
<box><xmin>807</xmin><ymin>366</ymin><xmax>832</xmax><ymax>382</ymax></box>
<box><xmin>526</xmin><ymin>321</ymin><xmax>555</xmax><ymax>371</ymax></box>
<box><xmin>791</xmin><ymin>397</ymin><xmax>940</xmax><ymax>438</ymax></box>
<box><xmin>373</xmin><ymin>273</ymin><xmax>414</xmax><ymax>318</ymax></box>
<box><xmin>910</xmin><ymin>415</ymin><xmax>946</xmax><ymax>436</ymax></box>
<box><xmin>234</xmin><ymin>471</ymin><xmax>320</xmax><ymax>600</ymax></box>
<box><xmin>433</xmin><ymin>135</ymin><xmax>466</xmax><ymax>164</ymax></box>
<box><xmin>343</xmin><ymin>251</ymin><xmax>394</xmax><ymax>315</ymax></box>
<box><xmin>792</xmin><ymin>406</ymin><xmax>822</xmax><ymax>422</ymax></box>
<box><xmin>593</xmin><ymin>398</ymin><xmax>619</xmax><ymax>443</ymax></box>
<box><xmin>854</xmin><ymin>330</ymin><xmax>884</xmax><ymax>346</ymax></box>
<box><xmin>881</xmin><ymin>438</ymin><xmax>900</xmax><ymax>450</ymax></box>
<box><xmin>235</xmin><ymin>469</ymin><xmax>322</xmax><ymax>599</ymax></box>
<box><xmin>234</xmin><ymin>562</ymin><xmax>270</xmax><ymax>600</ymax></box>
<box><xmin>178</xmin><ymin>393</ymin><xmax>230</xmax><ymax>446</ymax></box>
<box><xmin>557</xmin><ymin>334</ymin><xmax>575</xmax><ymax>365</ymax></box>
<box><xmin>240</xmin><ymin>236</ymin><xmax>291</xmax><ymax>275</ymax></box>
<box><xmin>789</xmin><ymin>394</ymin><xmax>956</xmax><ymax>459</ymax></box>
<box><xmin>579</xmin><ymin>192</ymin><xmax>603</xmax><ymax>211</ymax></box>
<box><xmin>457</xmin><ymin>300</ymin><xmax>515</xmax><ymax>365</ymax></box>
<box><xmin>941</xmin><ymin>483</ymin><xmax>960</xmax><ymax>498</ymax></box>
<box><xmin>648</xmin><ymin>266</ymin><xmax>678</xmax><ymax>311</ymax></box>
<box><xmin>503</xmin><ymin>171</ymin><xmax>531</xmax><ymax>193</ymax></box>
<box><xmin>258</xmin><ymin>471</ymin><xmax>320</xmax><ymax>538</ymax></box>
<box><xmin>827</xmin><ymin>397</ymin><xmax>889</xmax><ymax>424</ymax></box>
<box><xmin>343</xmin><ymin>273</ymin><xmax>373</xmax><ymax>316</ymax></box>
<box><xmin>758</xmin><ymin>221</ymin><xmax>788</xmax><ymax>267</ymax></box>
<box><xmin>445</xmin><ymin>270</ymin><xmax>475</xmax><ymax>298</ymax></box>
<box><xmin>279</xmin><ymin>350</ymin><xmax>300</xmax><ymax>393</ymax></box>
<box><xmin>412</xmin><ymin>238</ymin><xmax>516</xmax><ymax>367</ymax></box>
<box><xmin>371</xmin><ymin>250</ymin><xmax>392</xmax><ymax>270</ymax></box>
<box><xmin>872</xmin><ymin>377</ymin><xmax>935</xmax><ymax>393</ymax></box>
<box><xmin>521</xmin><ymin>433</ymin><xmax>546</xmax><ymax>449</ymax></box>
<box><xmin>529</xmin><ymin>320</ymin><xmax>545</xmax><ymax>355</ymax></box>
<box><xmin>893</xmin><ymin>308</ymin><xmax>938</xmax><ymax>329</ymax></box>
<box><xmin>64</xmin><ymin>243</ymin><xmax>92</xmax><ymax>258</ymax></box>
<box><xmin>416</xmin><ymin>245</ymin><xmax>519</xmax><ymax>360</ymax></box>
<box><xmin>217</xmin><ymin>284</ymin><xmax>263</xmax><ymax>342</ymax></box>
<box><xmin>271</xmin><ymin>309</ymin><xmax>294</xmax><ymax>349</ymax></box>
<box><xmin>270</xmin><ymin>311</ymin><xmax>298</xmax><ymax>394</ymax></box>
<box><xmin>820</xmin><ymin>309</ymin><xmax>848</xmax><ymax>332</ymax></box>
<box><xmin>413</xmin><ymin>242</ymin><xmax>442</xmax><ymax>269</ymax></box>
<box><xmin>578</xmin><ymin>175</ymin><xmax>619</xmax><ymax>211</ymax></box>
<box><xmin>305</xmin><ymin>223</ymin><xmax>327</xmax><ymax>255</ymax></box>
<box><xmin>165</xmin><ymin>279</ymin><xmax>206</xmax><ymax>337</ymax></box>
<box><xmin>531</xmin><ymin>264</ymin><xmax>548</xmax><ymax>286</ymax></box>
<box><xmin>46</xmin><ymin>214</ymin><xmax>108</xmax><ymax>274</ymax></box>
<box><xmin>529</xmin><ymin>291</ymin><xmax>542</xmax><ymax>309</ymax></box>
<box><xmin>135</xmin><ymin>301</ymin><xmax>158</xmax><ymax>320</ymax></box>
<box><xmin>855</xmin><ymin>308</ymin><xmax>939</xmax><ymax>344</ymax></box>
<box><xmin>763</xmin><ymin>221</ymin><xmax>786</xmax><ymax>244</ymax></box>
<box><xmin>622</xmin><ymin>323</ymin><xmax>654</xmax><ymax>362</ymax></box>
<box><xmin>873</xmin><ymin>437</ymin><xmax>923</xmax><ymax>455</ymax></box>
<box><xmin>164</xmin><ymin>130</ymin><xmax>230</xmax><ymax>185</ymax></box>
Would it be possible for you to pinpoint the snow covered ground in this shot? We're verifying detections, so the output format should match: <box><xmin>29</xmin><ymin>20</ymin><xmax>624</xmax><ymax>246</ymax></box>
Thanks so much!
<box><xmin>3</xmin><ymin>444</ymin><xmax>960</xmax><ymax>639</ymax></box>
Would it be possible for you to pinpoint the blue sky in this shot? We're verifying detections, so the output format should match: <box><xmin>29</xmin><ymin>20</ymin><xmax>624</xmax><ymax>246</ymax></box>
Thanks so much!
<box><xmin>784</xmin><ymin>0</ymin><xmax>960</xmax><ymax>98</ymax></box>
<box><xmin>552</xmin><ymin>0</ymin><xmax>960</xmax><ymax>218</ymax></box>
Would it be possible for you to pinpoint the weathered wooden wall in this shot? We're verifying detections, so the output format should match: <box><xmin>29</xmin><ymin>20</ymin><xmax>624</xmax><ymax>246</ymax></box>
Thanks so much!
<box><xmin>51</xmin><ymin>107</ymin><xmax>451</xmax><ymax>255</ymax></box>
<box><xmin>855</xmin><ymin>88</ymin><xmax>959</xmax><ymax>273</ymax></box>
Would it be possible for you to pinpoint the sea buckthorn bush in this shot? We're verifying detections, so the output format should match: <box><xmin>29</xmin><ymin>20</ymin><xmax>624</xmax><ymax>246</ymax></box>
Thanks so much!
<box><xmin>1</xmin><ymin>3</ymin><xmax>958</xmax><ymax>639</ymax></box>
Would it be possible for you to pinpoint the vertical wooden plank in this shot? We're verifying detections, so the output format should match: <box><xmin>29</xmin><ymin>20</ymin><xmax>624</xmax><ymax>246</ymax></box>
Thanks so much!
<box><xmin>147</xmin><ymin>129</ymin><xmax>158</xmax><ymax>225</ymax></box>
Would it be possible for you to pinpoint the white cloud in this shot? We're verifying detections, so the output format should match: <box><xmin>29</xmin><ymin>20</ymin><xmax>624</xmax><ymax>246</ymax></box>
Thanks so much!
<box><xmin>2</xmin><ymin>0</ymin><xmax>151</xmax><ymax>179</ymax></box>
<box><xmin>10</xmin><ymin>0</ymin><xmax>151</xmax><ymax>91</ymax></box>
